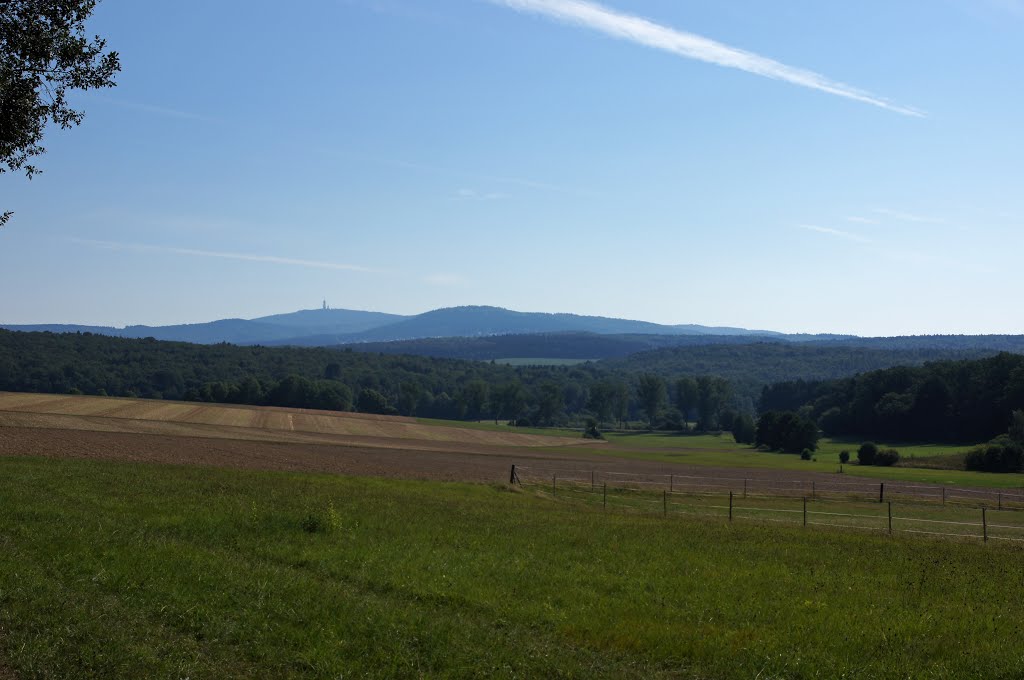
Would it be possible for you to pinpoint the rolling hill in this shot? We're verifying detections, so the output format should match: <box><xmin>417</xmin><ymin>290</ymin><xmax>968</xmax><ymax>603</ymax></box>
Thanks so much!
<box><xmin>2</xmin><ymin>305</ymin><xmax>789</xmax><ymax>346</ymax></box>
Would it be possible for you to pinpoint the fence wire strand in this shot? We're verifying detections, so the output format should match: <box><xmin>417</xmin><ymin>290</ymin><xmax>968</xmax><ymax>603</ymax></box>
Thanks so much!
<box><xmin>515</xmin><ymin>465</ymin><xmax>1024</xmax><ymax>545</ymax></box>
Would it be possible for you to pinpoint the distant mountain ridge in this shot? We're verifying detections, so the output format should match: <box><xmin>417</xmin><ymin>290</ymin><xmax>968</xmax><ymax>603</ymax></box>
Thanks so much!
<box><xmin>6</xmin><ymin>306</ymin><xmax>1022</xmax><ymax>360</ymax></box>
<box><xmin>1</xmin><ymin>305</ymin><xmax>800</xmax><ymax>346</ymax></box>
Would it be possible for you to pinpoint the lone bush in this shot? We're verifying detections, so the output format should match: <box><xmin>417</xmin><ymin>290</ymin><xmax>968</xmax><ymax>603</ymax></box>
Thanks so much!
<box><xmin>582</xmin><ymin>417</ymin><xmax>605</xmax><ymax>440</ymax></box>
<box><xmin>874</xmin><ymin>449</ymin><xmax>900</xmax><ymax>467</ymax></box>
<box><xmin>857</xmin><ymin>442</ymin><xmax>878</xmax><ymax>465</ymax></box>
<box><xmin>800</xmin><ymin>448</ymin><xmax>812</xmax><ymax>460</ymax></box>
<box><xmin>839</xmin><ymin>450</ymin><xmax>850</xmax><ymax>464</ymax></box>
<box><xmin>964</xmin><ymin>436</ymin><xmax>1024</xmax><ymax>473</ymax></box>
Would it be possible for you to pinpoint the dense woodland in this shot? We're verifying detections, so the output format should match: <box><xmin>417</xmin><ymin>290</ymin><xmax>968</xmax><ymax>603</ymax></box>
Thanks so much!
<box><xmin>605</xmin><ymin>343</ymin><xmax>1000</xmax><ymax>411</ymax></box>
<box><xmin>334</xmin><ymin>332</ymin><xmax>1024</xmax><ymax>362</ymax></box>
<box><xmin>3</xmin><ymin>331</ymin><xmax>1024</xmax><ymax>453</ymax></box>
<box><xmin>0</xmin><ymin>330</ymin><xmax>732</xmax><ymax>427</ymax></box>
<box><xmin>763</xmin><ymin>353</ymin><xmax>1024</xmax><ymax>444</ymax></box>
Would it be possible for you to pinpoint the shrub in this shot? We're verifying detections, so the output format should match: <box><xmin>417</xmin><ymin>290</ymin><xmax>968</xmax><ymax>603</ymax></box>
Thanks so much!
<box><xmin>964</xmin><ymin>436</ymin><xmax>1024</xmax><ymax>473</ymax></box>
<box><xmin>874</xmin><ymin>449</ymin><xmax>900</xmax><ymax>467</ymax></box>
<box><xmin>657</xmin><ymin>408</ymin><xmax>687</xmax><ymax>432</ymax></box>
<box><xmin>839</xmin><ymin>450</ymin><xmax>850</xmax><ymax>464</ymax></box>
<box><xmin>582</xmin><ymin>417</ymin><xmax>605</xmax><ymax>440</ymax></box>
<box><xmin>732</xmin><ymin>413</ymin><xmax>757</xmax><ymax>445</ymax></box>
<box><xmin>800</xmin><ymin>449</ymin><xmax>812</xmax><ymax>460</ymax></box>
<box><xmin>857</xmin><ymin>442</ymin><xmax>878</xmax><ymax>466</ymax></box>
<box><xmin>755</xmin><ymin>411</ymin><xmax>820</xmax><ymax>453</ymax></box>
<box><xmin>1010</xmin><ymin>410</ymin><xmax>1024</xmax><ymax>445</ymax></box>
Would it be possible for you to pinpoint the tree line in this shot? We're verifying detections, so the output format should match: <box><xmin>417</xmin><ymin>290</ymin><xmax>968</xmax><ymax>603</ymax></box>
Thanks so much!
<box><xmin>761</xmin><ymin>353</ymin><xmax>1024</xmax><ymax>445</ymax></box>
<box><xmin>0</xmin><ymin>330</ymin><xmax>738</xmax><ymax>429</ymax></box>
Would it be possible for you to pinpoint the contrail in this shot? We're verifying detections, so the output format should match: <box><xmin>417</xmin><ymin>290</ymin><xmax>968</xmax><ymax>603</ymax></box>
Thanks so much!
<box><xmin>490</xmin><ymin>0</ymin><xmax>923</xmax><ymax>117</ymax></box>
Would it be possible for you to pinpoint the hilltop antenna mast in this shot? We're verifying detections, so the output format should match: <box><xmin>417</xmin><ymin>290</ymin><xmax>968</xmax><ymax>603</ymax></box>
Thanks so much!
<box><xmin>322</xmin><ymin>299</ymin><xmax>328</xmax><ymax>311</ymax></box>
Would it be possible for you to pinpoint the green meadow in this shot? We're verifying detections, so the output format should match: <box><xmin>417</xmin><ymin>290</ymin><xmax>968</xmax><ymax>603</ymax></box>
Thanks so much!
<box><xmin>3</xmin><ymin>456</ymin><xmax>1024</xmax><ymax>678</ymax></box>
<box><xmin>416</xmin><ymin>417</ymin><xmax>1022</xmax><ymax>489</ymax></box>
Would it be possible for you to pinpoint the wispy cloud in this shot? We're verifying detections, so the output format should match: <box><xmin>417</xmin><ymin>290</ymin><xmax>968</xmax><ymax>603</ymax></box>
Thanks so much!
<box><xmin>489</xmin><ymin>0</ymin><xmax>923</xmax><ymax>117</ymax></box>
<box><xmin>797</xmin><ymin>224</ymin><xmax>873</xmax><ymax>243</ymax></box>
<box><xmin>72</xmin><ymin>239</ymin><xmax>379</xmax><ymax>273</ymax></box>
<box><xmin>453</xmin><ymin>188</ymin><xmax>507</xmax><ymax>201</ymax></box>
<box><xmin>873</xmin><ymin>208</ymin><xmax>945</xmax><ymax>224</ymax></box>
<box><xmin>845</xmin><ymin>216</ymin><xmax>880</xmax><ymax>225</ymax></box>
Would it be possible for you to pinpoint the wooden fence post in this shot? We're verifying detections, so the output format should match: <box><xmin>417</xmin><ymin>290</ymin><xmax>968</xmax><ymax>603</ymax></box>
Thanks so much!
<box><xmin>983</xmin><ymin>507</ymin><xmax>988</xmax><ymax>543</ymax></box>
<box><xmin>603</xmin><ymin>483</ymin><xmax>607</xmax><ymax>511</ymax></box>
<box><xmin>998</xmin><ymin>493</ymin><xmax>1002</xmax><ymax>511</ymax></box>
<box><xmin>942</xmin><ymin>487</ymin><xmax>946</xmax><ymax>506</ymax></box>
<box><xmin>803</xmin><ymin>497</ymin><xmax>807</xmax><ymax>527</ymax></box>
<box><xmin>879</xmin><ymin>482</ymin><xmax>885</xmax><ymax>503</ymax></box>
<box><xmin>509</xmin><ymin>464</ymin><xmax>516</xmax><ymax>484</ymax></box>
<box><xmin>743</xmin><ymin>478</ymin><xmax>748</xmax><ymax>499</ymax></box>
<box><xmin>729</xmin><ymin>491</ymin><xmax>733</xmax><ymax>522</ymax></box>
<box><xmin>812</xmin><ymin>480</ymin><xmax>816</xmax><ymax>500</ymax></box>
<box><xmin>888</xmin><ymin>501</ymin><xmax>892</xmax><ymax>535</ymax></box>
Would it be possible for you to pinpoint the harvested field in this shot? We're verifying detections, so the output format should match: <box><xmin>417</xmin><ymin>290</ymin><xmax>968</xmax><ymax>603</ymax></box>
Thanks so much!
<box><xmin>3</xmin><ymin>393</ymin><xmax>1021</xmax><ymax>502</ymax></box>
<box><xmin>0</xmin><ymin>391</ymin><xmax>586</xmax><ymax>448</ymax></box>
<box><xmin>0</xmin><ymin>393</ymin><xmax>880</xmax><ymax>485</ymax></box>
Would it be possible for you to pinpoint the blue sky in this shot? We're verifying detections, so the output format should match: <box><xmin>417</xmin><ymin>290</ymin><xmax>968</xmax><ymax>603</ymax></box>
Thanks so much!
<box><xmin>1</xmin><ymin>0</ymin><xmax>1022</xmax><ymax>335</ymax></box>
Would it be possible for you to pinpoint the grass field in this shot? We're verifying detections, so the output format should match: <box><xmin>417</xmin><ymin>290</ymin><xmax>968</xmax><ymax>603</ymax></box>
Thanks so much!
<box><xmin>3</xmin><ymin>456</ymin><xmax>1024</xmax><ymax>678</ymax></box>
<box><xmin>419</xmin><ymin>419</ymin><xmax>1020</xmax><ymax>489</ymax></box>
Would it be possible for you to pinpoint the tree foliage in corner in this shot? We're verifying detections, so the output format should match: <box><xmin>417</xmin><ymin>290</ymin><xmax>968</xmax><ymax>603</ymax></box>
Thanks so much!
<box><xmin>1</xmin><ymin>0</ymin><xmax>120</xmax><ymax>225</ymax></box>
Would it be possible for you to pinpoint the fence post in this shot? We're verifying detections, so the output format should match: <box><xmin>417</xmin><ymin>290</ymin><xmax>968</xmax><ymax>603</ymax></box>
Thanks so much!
<box><xmin>663</xmin><ymin>490</ymin><xmax>667</xmax><ymax>517</ymax></box>
<box><xmin>983</xmin><ymin>507</ymin><xmax>988</xmax><ymax>543</ymax></box>
<box><xmin>999</xmin><ymin>492</ymin><xmax>1002</xmax><ymax>511</ymax></box>
<box><xmin>509</xmin><ymin>464</ymin><xmax>516</xmax><ymax>485</ymax></box>
<box><xmin>879</xmin><ymin>482</ymin><xmax>885</xmax><ymax>503</ymax></box>
<box><xmin>812</xmin><ymin>480</ymin><xmax>816</xmax><ymax>500</ymax></box>
<box><xmin>603</xmin><ymin>482</ymin><xmax>607</xmax><ymax>511</ymax></box>
<box><xmin>942</xmin><ymin>487</ymin><xmax>946</xmax><ymax>506</ymax></box>
<box><xmin>888</xmin><ymin>501</ymin><xmax>892</xmax><ymax>535</ymax></box>
<box><xmin>591</xmin><ymin>470</ymin><xmax>595</xmax><ymax>491</ymax></box>
<box><xmin>803</xmin><ymin>497</ymin><xmax>807</xmax><ymax>527</ymax></box>
<box><xmin>743</xmin><ymin>478</ymin><xmax>748</xmax><ymax>499</ymax></box>
<box><xmin>729</xmin><ymin>491</ymin><xmax>733</xmax><ymax>522</ymax></box>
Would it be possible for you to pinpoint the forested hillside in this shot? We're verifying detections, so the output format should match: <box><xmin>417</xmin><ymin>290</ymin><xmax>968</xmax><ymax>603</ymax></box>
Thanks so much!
<box><xmin>604</xmin><ymin>343</ymin><xmax>1001</xmax><ymax>410</ymax></box>
<box><xmin>762</xmin><ymin>353</ymin><xmax>1024</xmax><ymax>444</ymax></box>
<box><xmin>3</xmin><ymin>331</ymin><xmax>1020</xmax><ymax>434</ymax></box>
<box><xmin>0</xmin><ymin>330</ymin><xmax>632</xmax><ymax>424</ymax></box>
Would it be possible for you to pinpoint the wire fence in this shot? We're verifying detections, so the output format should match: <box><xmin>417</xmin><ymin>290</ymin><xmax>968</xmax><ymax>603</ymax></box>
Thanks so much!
<box><xmin>510</xmin><ymin>464</ymin><xmax>1024</xmax><ymax>544</ymax></box>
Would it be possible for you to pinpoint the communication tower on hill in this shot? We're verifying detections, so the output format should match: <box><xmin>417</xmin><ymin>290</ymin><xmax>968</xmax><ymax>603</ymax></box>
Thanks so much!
<box><xmin>322</xmin><ymin>299</ymin><xmax>328</xmax><ymax>311</ymax></box>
